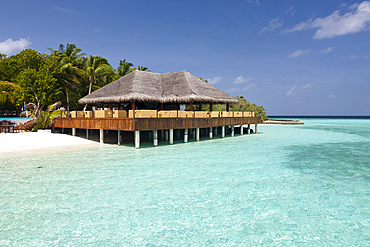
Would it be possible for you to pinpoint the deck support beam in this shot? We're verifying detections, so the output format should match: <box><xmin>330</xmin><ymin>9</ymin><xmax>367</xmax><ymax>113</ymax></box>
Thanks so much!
<box><xmin>153</xmin><ymin>130</ymin><xmax>158</xmax><ymax>146</ymax></box>
<box><xmin>247</xmin><ymin>124</ymin><xmax>251</xmax><ymax>134</ymax></box>
<box><xmin>240</xmin><ymin>125</ymin><xmax>244</xmax><ymax>135</ymax></box>
<box><xmin>231</xmin><ymin>126</ymin><xmax>234</xmax><ymax>137</ymax></box>
<box><xmin>184</xmin><ymin>128</ymin><xmax>188</xmax><ymax>143</ymax></box>
<box><xmin>169</xmin><ymin>129</ymin><xmax>173</xmax><ymax>144</ymax></box>
<box><xmin>255</xmin><ymin>124</ymin><xmax>258</xmax><ymax>134</ymax></box>
<box><xmin>100</xmin><ymin>129</ymin><xmax>104</xmax><ymax>144</ymax></box>
<box><xmin>165</xmin><ymin>130</ymin><xmax>169</xmax><ymax>141</ymax></box>
<box><xmin>118</xmin><ymin>130</ymin><xmax>121</xmax><ymax>145</ymax></box>
<box><xmin>135</xmin><ymin>130</ymin><xmax>140</xmax><ymax>148</ymax></box>
<box><xmin>209</xmin><ymin>127</ymin><xmax>213</xmax><ymax>139</ymax></box>
<box><xmin>86</xmin><ymin>129</ymin><xmax>89</xmax><ymax>139</ymax></box>
<box><xmin>222</xmin><ymin>126</ymin><xmax>225</xmax><ymax>138</ymax></box>
<box><xmin>72</xmin><ymin>128</ymin><xmax>76</xmax><ymax>136</ymax></box>
<box><xmin>196</xmin><ymin>128</ymin><xmax>200</xmax><ymax>141</ymax></box>
<box><xmin>161</xmin><ymin>129</ymin><xmax>164</xmax><ymax>139</ymax></box>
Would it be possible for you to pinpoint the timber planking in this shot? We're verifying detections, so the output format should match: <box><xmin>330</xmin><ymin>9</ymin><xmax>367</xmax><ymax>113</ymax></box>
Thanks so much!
<box><xmin>54</xmin><ymin>117</ymin><xmax>261</xmax><ymax>131</ymax></box>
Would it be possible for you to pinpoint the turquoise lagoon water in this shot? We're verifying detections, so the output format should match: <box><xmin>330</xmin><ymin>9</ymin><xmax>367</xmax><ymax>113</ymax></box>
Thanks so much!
<box><xmin>1</xmin><ymin>119</ymin><xmax>370</xmax><ymax>246</ymax></box>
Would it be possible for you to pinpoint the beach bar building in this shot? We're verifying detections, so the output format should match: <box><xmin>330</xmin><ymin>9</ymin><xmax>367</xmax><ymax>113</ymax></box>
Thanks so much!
<box><xmin>54</xmin><ymin>70</ymin><xmax>261</xmax><ymax>148</ymax></box>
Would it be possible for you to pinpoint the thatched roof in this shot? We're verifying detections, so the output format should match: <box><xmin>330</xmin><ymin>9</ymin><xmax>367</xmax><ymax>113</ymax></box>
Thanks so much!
<box><xmin>78</xmin><ymin>70</ymin><xmax>239</xmax><ymax>104</ymax></box>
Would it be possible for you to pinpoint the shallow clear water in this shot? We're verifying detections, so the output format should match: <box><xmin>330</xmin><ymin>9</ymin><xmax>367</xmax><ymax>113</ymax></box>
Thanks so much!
<box><xmin>1</xmin><ymin>119</ymin><xmax>370</xmax><ymax>246</ymax></box>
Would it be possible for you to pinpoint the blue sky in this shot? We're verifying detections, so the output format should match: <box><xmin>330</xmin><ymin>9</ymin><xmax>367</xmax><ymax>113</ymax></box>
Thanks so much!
<box><xmin>1</xmin><ymin>0</ymin><xmax>370</xmax><ymax>115</ymax></box>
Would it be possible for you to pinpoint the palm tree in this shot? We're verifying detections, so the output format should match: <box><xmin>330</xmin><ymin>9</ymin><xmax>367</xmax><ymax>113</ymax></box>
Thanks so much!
<box><xmin>84</xmin><ymin>55</ymin><xmax>114</xmax><ymax>95</ymax></box>
<box><xmin>48</xmin><ymin>44</ymin><xmax>86</xmax><ymax>111</ymax></box>
<box><xmin>137</xmin><ymin>66</ymin><xmax>148</xmax><ymax>71</ymax></box>
<box><xmin>117</xmin><ymin>59</ymin><xmax>134</xmax><ymax>77</ymax></box>
<box><xmin>0</xmin><ymin>81</ymin><xmax>23</xmax><ymax>104</ymax></box>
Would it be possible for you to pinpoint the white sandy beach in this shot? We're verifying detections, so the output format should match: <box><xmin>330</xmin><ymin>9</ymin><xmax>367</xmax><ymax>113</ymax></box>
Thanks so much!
<box><xmin>0</xmin><ymin>130</ymin><xmax>99</xmax><ymax>154</ymax></box>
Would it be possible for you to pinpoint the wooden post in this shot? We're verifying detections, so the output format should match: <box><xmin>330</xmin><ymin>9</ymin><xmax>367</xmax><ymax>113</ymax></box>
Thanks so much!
<box><xmin>165</xmin><ymin>130</ymin><xmax>169</xmax><ymax>141</ymax></box>
<box><xmin>131</xmin><ymin>100</ymin><xmax>136</xmax><ymax>119</ymax></box>
<box><xmin>240</xmin><ymin>125</ymin><xmax>244</xmax><ymax>135</ymax></box>
<box><xmin>199</xmin><ymin>103</ymin><xmax>202</xmax><ymax>111</ymax></box>
<box><xmin>169</xmin><ymin>129</ymin><xmax>173</xmax><ymax>145</ymax></box>
<box><xmin>255</xmin><ymin>124</ymin><xmax>258</xmax><ymax>134</ymax></box>
<box><xmin>247</xmin><ymin>124</ymin><xmax>251</xmax><ymax>134</ymax></box>
<box><xmin>210</xmin><ymin>102</ymin><xmax>213</xmax><ymax>112</ymax></box>
<box><xmin>184</xmin><ymin>128</ymin><xmax>188</xmax><ymax>143</ymax></box>
<box><xmin>226</xmin><ymin>103</ymin><xmax>229</xmax><ymax>112</ymax></box>
<box><xmin>86</xmin><ymin>129</ymin><xmax>89</xmax><ymax>139</ymax></box>
<box><xmin>100</xmin><ymin>129</ymin><xmax>104</xmax><ymax>144</ymax></box>
<box><xmin>153</xmin><ymin>130</ymin><xmax>158</xmax><ymax>146</ymax></box>
<box><xmin>193</xmin><ymin>129</ymin><xmax>196</xmax><ymax>139</ymax></box>
<box><xmin>196</xmin><ymin>128</ymin><xmax>200</xmax><ymax>141</ymax></box>
<box><xmin>214</xmin><ymin>126</ymin><xmax>217</xmax><ymax>136</ymax></box>
<box><xmin>222</xmin><ymin>126</ymin><xmax>225</xmax><ymax>138</ymax></box>
<box><xmin>231</xmin><ymin>126</ymin><xmax>234</xmax><ymax>137</ymax></box>
<box><xmin>72</xmin><ymin>128</ymin><xmax>76</xmax><ymax>136</ymax></box>
<box><xmin>209</xmin><ymin>127</ymin><xmax>213</xmax><ymax>139</ymax></box>
<box><xmin>118</xmin><ymin>130</ymin><xmax>121</xmax><ymax>145</ymax></box>
<box><xmin>190</xmin><ymin>100</ymin><xmax>193</xmax><ymax>111</ymax></box>
<box><xmin>135</xmin><ymin>131</ymin><xmax>140</xmax><ymax>148</ymax></box>
<box><xmin>160</xmin><ymin>103</ymin><xmax>164</xmax><ymax>110</ymax></box>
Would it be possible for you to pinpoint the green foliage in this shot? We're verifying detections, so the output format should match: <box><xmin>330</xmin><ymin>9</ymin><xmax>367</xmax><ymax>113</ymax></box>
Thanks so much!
<box><xmin>199</xmin><ymin>96</ymin><xmax>268</xmax><ymax>120</ymax></box>
<box><xmin>0</xmin><ymin>81</ymin><xmax>23</xmax><ymax>104</ymax></box>
<box><xmin>27</xmin><ymin>102</ymin><xmax>61</xmax><ymax>131</ymax></box>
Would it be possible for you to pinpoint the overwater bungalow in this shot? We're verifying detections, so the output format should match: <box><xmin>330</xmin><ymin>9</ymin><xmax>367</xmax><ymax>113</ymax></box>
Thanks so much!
<box><xmin>54</xmin><ymin>70</ymin><xmax>261</xmax><ymax>148</ymax></box>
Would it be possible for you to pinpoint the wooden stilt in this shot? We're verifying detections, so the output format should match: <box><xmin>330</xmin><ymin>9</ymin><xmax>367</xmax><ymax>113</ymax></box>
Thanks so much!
<box><xmin>100</xmin><ymin>129</ymin><xmax>104</xmax><ymax>144</ymax></box>
<box><xmin>169</xmin><ymin>129</ymin><xmax>173</xmax><ymax>144</ymax></box>
<box><xmin>72</xmin><ymin>128</ymin><xmax>76</xmax><ymax>136</ymax></box>
<box><xmin>135</xmin><ymin>131</ymin><xmax>140</xmax><ymax>148</ymax></box>
<box><xmin>196</xmin><ymin>128</ymin><xmax>200</xmax><ymax>141</ymax></box>
<box><xmin>222</xmin><ymin>126</ymin><xmax>225</xmax><ymax>138</ymax></box>
<box><xmin>209</xmin><ymin>127</ymin><xmax>213</xmax><ymax>139</ymax></box>
<box><xmin>231</xmin><ymin>126</ymin><xmax>234</xmax><ymax>137</ymax></box>
<box><xmin>153</xmin><ymin>130</ymin><xmax>158</xmax><ymax>146</ymax></box>
<box><xmin>118</xmin><ymin>130</ymin><xmax>121</xmax><ymax>145</ymax></box>
<box><xmin>184</xmin><ymin>128</ymin><xmax>188</xmax><ymax>143</ymax></box>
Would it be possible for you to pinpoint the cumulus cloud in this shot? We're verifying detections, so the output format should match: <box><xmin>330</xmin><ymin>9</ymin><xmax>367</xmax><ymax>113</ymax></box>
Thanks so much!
<box><xmin>242</xmin><ymin>83</ymin><xmax>256</xmax><ymax>91</ymax></box>
<box><xmin>319</xmin><ymin>46</ymin><xmax>333</xmax><ymax>53</ymax></box>
<box><xmin>258</xmin><ymin>17</ymin><xmax>283</xmax><ymax>34</ymax></box>
<box><xmin>0</xmin><ymin>38</ymin><xmax>31</xmax><ymax>55</ymax></box>
<box><xmin>281</xmin><ymin>1</ymin><xmax>370</xmax><ymax>39</ymax></box>
<box><xmin>285</xmin><ymin>85</ymin><xmax>296</xmax><ymax>96</ymax></box>
<box><xmin>288</xmin><ymin>49</ymin><xmax>310</xmax><ymax>58</ymax></box>
<box><xmin>207</xmin><ymin>76</ymin><xmax>223</xmax><ymax>85</ymax></box>
<box><xmin>302</xmin><ymin>84</ymin><xmax>312</xmax><ymax>89</ymax></box>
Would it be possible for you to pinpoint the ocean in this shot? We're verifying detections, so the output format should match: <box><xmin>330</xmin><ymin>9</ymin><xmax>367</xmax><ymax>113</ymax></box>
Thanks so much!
<box><xmin>1</xmin><ymin>118</ymin><xmax>370</xmax><ymax>246</ymax></box>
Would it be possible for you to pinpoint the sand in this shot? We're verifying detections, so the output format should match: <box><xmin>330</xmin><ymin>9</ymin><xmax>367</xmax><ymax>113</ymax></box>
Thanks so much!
<box><xmin>0</xmin><ymin>130</ymin><xmax>99</xmax><ymax>154</ymax></box>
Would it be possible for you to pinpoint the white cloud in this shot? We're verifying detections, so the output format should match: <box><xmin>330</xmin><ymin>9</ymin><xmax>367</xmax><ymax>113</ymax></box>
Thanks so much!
<box><xmin>242</xmin><ymin>83</ymin><xmax>256</xmax><ymax>91</ymax></box>
<box><xmin>329</xmin><ymin>94</ymin><xmax>336</xmax><ymax>98</ymax></box>
<box><xmin>364</xmin><ymin>54</ymin><xmax>370</xmax><ymax>59</ymax></box>
<box><xmin>207</xmin><ymin>76</ymin><xmax>223</xmax><ymax>85</ymax></box>
<box><xmin>0</xmin><ymin>38</ymin><xmax>31</xmax><ymax>55</ymax></box>
<box><xmin>319</xmin><ymin>46</ymin><xmax>333</xmax><ymax>53</ymax></box>
<box><xmin>226</xmin><ymin>88</ymin><xmax>241</xmax><ymax>93</ymax></box>
<box><xmin>302</xmin><ymin>84</ymin><xmax>312</xmax><ymax>89</ymax></box>
<box><xmin>282</xmin><ymin>1</ymin><xmax>370</xmax><ymax>39</ymax></box>
<box><xmin>259</xmin><ymin>17</ymin><xmax>283</xmax><ymax>34</ymax></box>
<box><xmin>55</xmin><ymin>7</ymin><xmax>77</xmax><ymax>13</ymax></box>
<box><xmin>249</xmin><ymin>0</ymin><xmax>260</xmax><ymax>5</ymax></box>
<box><xmin>285</xmin><ymin>6</ymin><xmax>296</xmax><ymax>16</ymax></box>
<box><xmin>345</xmin><ymin>54</ymin><xmax>360</xmax><ymax>59</ymax></box>
<box><xmin>288</xmin><ymin>49</ymin><xmax>310</xmax><ymax>58</ymax></box>
<box><xmin>234</xmin><ymin>76</ymin><xmax>253</xmax><ymax>84</ymax></box>
<box><xmin>285</xmin><ymin>85</ymin><xmax>296</xmax><ymax>96</ymax></box>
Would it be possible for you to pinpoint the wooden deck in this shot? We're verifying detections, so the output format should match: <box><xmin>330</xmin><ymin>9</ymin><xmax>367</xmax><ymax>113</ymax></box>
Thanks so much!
<box><xmin>54</xmin><ymin>117</ymin><xmax>262</xmax><ymax>131</ymax></box>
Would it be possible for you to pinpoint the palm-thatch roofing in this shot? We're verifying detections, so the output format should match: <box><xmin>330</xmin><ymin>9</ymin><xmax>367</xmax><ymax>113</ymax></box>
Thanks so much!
<box><xmin>78</xmin><ymin>70</ymin><xmax>239</xmax><ymax>104</ymax></box>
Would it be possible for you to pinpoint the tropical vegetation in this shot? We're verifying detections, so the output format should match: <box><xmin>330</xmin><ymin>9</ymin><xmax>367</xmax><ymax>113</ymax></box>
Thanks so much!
<box><xmin>0</xmin><ymin>43</ymin><xmax>267</xmax><ymax>120</ymax></box>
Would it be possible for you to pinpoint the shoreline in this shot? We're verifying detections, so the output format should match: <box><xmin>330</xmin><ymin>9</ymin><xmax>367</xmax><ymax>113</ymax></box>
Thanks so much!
<box><xmin>0</xmin><ymin>130</ymin><xmax>100</xmax><ymax>154</ymax></box>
